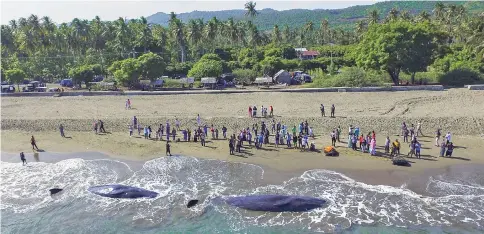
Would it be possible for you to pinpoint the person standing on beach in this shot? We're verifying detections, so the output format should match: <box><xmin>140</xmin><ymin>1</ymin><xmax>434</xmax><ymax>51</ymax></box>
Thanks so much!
<box><xmin>416</xmin><ymin>122</ymin><xmax>423</xmax><ymax>137</ymax></box>
<box><xmin>197</xmin><ymin>114</ymin><xmax>201</xmax><ymax>126</ymax></box>
<box><xmin>446</xmin><ymin>142</ymin><xmax>454</xmax><ymax>157</ymax></box>
<box><xmin>229</xmin><ymin>138</ymin><xmax>234</xmax><ymax>155</ymax></box>
<box><xmin>133</xmin><ymin>116</ymin><xmax>138</xmax><ymax>129</ymax></box>
<box><xmin>415</xmin><ymin>141</ymin><xmax>421</xmax><ymax>158</ymax></box>
<box><xmin>20</xmin><ymin>152</ymin><xmax>27</xmax><ymax>165</ymax></box>
<box><xmin>222</xmin><ymin>126</ymin><xmax>227</xmax><ymax>139</ymax></box>
<box><xmin>403</xmin><ymin>128</ymin><xmax>409</xmax><ymax>143</ymax></box>
<box><xmin>144</xmin><ymin>126</ymin><xmax>148</xmax><ymax>139</ymax></box>
<box><xmin>175</xmin><ymin>118</ymin><xmax>180</xmax><ymax>130</ymax></box>
<box><xmin>271</xmin><ymin>119</ymin><xmax>276</xmax><ymax>133</ymax></box>
<box><xmin>331</xmin><ymin>104</ymin><xmax>335</xmax><ymax>118</ymax></box>
<box><xmin>270</xmin><ymin>105</ymin><xmax>273</xmax><ymax>117</ymax></box>
<box><xmin>435</xmin><ymin>128</ymin><xmax>441</xmax><ymax>146</ymax></box>
<box><xmin>445</xmin><ymin>132</ymin><xmax>452</xmax><ymax>144</ymax></box>
<box><xmin>126</xmin><ymin>99</ymin><xmax>131</xmax><ymax>109</ymax></box>
<box><xmin>93</xmin><ymin>121</ymin><xmax>98</xmax><ymax>134</ymax></box>
<box><xmin>401</xmin><ymin>122</ymin><xmax>407</xmax><ymax>136</ymax></box>
<box><xmin>331</xmin><ymin>131</ymin><xmax>336</xmax><ymax>147</ymax></box>
<box><xmin>336</xmin><ymin>126</ymin><xmax>341</xmax><ymax>142</ymax></box>
<box><xmin>320</xmin><ymin>104</ymin><xmax>325</xmax><ymax>117</ymax></box>
<box><xmin>248</xmin><ymin>106</ymin><xmax>252</xmax><ymax>118</ymax></box>
<box><xmin>31</xmin><ymin>136</ymin><xmax>39</xmax><ymax>150</ymax></box>
<box><xmin>99</xmin><ymin>120</ymin><xmax>106</xmax><ymax>133</ymax></box>
<box><xmin>166</xmin><ymin>142</ymin><xmax>172</xmax><ymax>156</ymax></box>
<box><xmin>59</xmin><ymin>124</ymin><xmax>65</xmax><ymax>138</ymax></box>
<box><xmin>439</xmin><ymin>140</ymin><xmax>446</xmax><ymax>157</ymax></box>
<box><xmin>200</xmin><ymin>132</ymin><xmax>206</xmax><ymax>146</ymax></box>
<box><xmin>129</xmin><ymin>124</ymin><xmax>133</xmax><ymax>137</ymax></box>
<box><xmin>385</xmin><ymin>136</ymin><xmax>390</xmax><ymax>154</ymax></box>
<box><xmin>408</xmin><ymin>142</ymin><xmax>415</xmax><ymax>157</ymax></box>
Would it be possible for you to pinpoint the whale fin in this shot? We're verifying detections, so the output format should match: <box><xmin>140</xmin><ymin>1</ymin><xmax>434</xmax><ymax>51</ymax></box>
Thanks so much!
<box><xmin>50</xmin><ymin>188</ymin><xmax>63</xmax><ymax>195</ymax></box>
<box><xmin>187</xmin><ymin>200</ymin><xmax>199</xmax><ymax>208</ymax></box>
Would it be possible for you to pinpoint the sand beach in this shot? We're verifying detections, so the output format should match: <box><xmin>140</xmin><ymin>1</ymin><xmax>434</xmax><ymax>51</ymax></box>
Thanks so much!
<box><xmin>2</xmin><ymin>88</ymin><xmax>484</xmax><ymax>186</ymax></box>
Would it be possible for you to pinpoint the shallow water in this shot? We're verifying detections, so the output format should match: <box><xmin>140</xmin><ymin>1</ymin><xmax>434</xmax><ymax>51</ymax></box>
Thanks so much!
<box><xmin>1</xmin><ymin>155</ymin><xmax>483</xmax><ymax>233</ymax></box>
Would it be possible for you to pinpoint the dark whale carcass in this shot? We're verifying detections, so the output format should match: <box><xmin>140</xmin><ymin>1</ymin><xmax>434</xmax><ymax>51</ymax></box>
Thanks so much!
<box><xmin>188</xmin><ymin>195</ymin><xmax>326</xmax><ymax>212</ymax></box>
<box><xmin>88</xmin><ymin>184</ymin><xmax>158</xmax><ymax>199</ymax></box>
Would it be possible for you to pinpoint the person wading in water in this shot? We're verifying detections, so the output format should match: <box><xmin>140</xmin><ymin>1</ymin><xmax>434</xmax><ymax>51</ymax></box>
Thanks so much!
<box><xmin>166</xmin><ymin>142</ymin><xmax>172</xmax><ymax>156</ymax></box>
<box><xmin>20</xmin><ymin>152</ymin><xmax>27</xmax><ymax>165</ymax></box>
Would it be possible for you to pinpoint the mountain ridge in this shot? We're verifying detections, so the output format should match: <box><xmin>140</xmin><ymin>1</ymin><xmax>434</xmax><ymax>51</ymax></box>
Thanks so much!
<box><xmin>146</xmin><ymin>1</ymin><xmax>484</xmax><ymax>30</ymax></box>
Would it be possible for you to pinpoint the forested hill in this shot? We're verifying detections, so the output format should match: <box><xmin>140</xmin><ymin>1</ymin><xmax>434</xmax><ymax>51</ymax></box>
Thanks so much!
<box><xmin>146</xmin><ymin>1</ymin><xmax>484</xmax><ymax>30</ymax></box>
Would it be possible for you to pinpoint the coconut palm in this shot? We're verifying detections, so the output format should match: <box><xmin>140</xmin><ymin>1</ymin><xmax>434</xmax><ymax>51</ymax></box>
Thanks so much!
<box><xmin>319</xmin><ymin>19</ymin><xmax>329</xmax><ymax>45</ymax></box>
<box><xmin>169</xmin><ymin>12</ymin><xmax>186</xmax><ymax>62</ymax></box>
<box><xmin>272</xmin><ymin>24</ymin><xmax>281</xmax><ymax>44</ymax></box>
<box><xmin>433</xmin><ymin>2</ymin><xmax>446</xmax><ymax>22</ymax></box>
<box><xmin>400</xmin><ymin>10</ymin><xmax>412</xmax><ymax>21</ymax></box>
<box><xmin>368</xmin><ymin>10</ymin><xmax>379</xmax><ymax>25</ymax></box>
<box><xmin>417</xmin><ymin>11</ymin><xmax>431</xmax><ymax>22</ymax></box>
<box><xmin>244</xmin><ymin>1</ymin><xmax>258</xmax><ymax>18</ymax></box>
<box><xmin>387</xmin><ymin>8</ymin><xmax>400</xmax><ymax>22</ymax></box>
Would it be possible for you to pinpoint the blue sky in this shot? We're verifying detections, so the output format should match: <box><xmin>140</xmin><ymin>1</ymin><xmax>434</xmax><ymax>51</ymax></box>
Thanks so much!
<box><xmin>1</xmin><ymin>0</ymin><xmax>379</xmax><ymax>24</ymax></box>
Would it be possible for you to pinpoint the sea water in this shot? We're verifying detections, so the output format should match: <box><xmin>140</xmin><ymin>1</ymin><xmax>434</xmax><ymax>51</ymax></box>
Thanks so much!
<box><xmin>1</xmin><ymin>156</ymin><xmax>483</xmax><ymax>233</ymax></box>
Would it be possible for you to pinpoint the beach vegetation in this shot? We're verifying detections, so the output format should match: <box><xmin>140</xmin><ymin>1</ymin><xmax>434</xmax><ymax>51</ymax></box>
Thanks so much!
<box><xmin>1</xmin><ymin>2</ymin><xmax>483</xmax><ymax>88</ymax></box>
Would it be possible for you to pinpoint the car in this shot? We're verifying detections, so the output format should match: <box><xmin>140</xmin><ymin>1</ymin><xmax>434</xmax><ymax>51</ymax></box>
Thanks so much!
<box><xmin>60</xmin><ymin>79</ymin><xmax>73</xmax><ymax>87</ymax></box>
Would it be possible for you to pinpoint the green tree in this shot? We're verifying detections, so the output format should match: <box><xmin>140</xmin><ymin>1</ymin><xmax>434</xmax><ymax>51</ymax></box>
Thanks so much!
<box><xmin>68</xmin><ymin>65</ymin><xmax>95</xmax><ymax>87</ymax></box>
<box><xmin>187</xmin><ymin>54</ymin><xmax>223</xmax><ymax>79</ymax></box>
<box><xmin>5</xmin><ymin>68</ymin><xmax>26</xmax><ymax>90</ymax></box>
<box><xmin>354</xmin><ymin>21</ymin><xmax>444</xmax><ymax>85</ymax></box>
<box><xmin>259</xmin><ymin>56</ymin><xmax>283</xmax><ymax>76</ymax></box>
<box><xmin>232</xmin><ymin>68</ymin><xmax>258</xmax><ymax>84</ymax></box>
<box><xmin>109</xmin><ymin>58</ymin><xmax>141</xmax><ymax>86</ymax></box>
<box><xmin>137</xmin><ymin>52</ymin><xmax>165</xmax><ymax>81</ymax></box>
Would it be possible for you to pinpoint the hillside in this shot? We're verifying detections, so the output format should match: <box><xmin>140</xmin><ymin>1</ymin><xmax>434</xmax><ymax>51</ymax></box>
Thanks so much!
<box><xmin>146</xmin><ymin>1</ymin><xmax>484</xmax><ymax>30</ymax></box>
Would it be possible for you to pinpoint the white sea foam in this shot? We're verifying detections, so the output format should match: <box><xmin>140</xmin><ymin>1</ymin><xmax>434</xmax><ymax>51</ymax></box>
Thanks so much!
<box><xmin>1</xmin><ymin>156</ymin><xmax>483</xmax><ymax>233</ymax></box>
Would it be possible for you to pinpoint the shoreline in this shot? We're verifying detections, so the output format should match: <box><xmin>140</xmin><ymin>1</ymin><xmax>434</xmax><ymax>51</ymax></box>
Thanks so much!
<box><xmin>2</xmin><ymin>148</ymin><xmax>480</xmax><ymax>197</ymax></box>
<box><xmin>2</xmin><ymin>130</ymin><xmax>483</xmax><ymax>196</ymax></box>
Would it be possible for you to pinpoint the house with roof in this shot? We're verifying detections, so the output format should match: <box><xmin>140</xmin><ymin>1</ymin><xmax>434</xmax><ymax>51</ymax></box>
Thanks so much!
<box><xmin>294</xmin><ymin>47</ymin><xmax>320</xmax><ymax>60</ymax></box>
<box><xmin>300</xmin><ymin>50</ymin><xmax>320</xmax><ymax>60</ymax></box>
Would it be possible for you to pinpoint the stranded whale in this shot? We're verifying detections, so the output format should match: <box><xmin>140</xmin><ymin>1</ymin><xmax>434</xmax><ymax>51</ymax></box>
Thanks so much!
<box><xmin>88</xmin><ymin>185</ymin><xmax>158</xmax><ymax>199</ymax></box>
<box><xmin>188</xmin><ymin>194</ymin><xmax>326</xmax><ymax>212</ymax></box>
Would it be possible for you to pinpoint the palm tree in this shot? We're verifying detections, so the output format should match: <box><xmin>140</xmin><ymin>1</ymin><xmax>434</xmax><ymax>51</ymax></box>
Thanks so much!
<box><xmin>137</xmin><ymin>16</ymin><xmax>152</xmax><ymax>53</ymax></box>
<box><xmin>272</xmin><ymin>24</ymin><xmax>281</xmax><ymax>44</ymax></box>
<box><xmin>244</xmin><ymin>1</ymin><xmax>258</xmax><ymax>18</ymax></box>
<box><xmin>304</xmin><ymin>21</ymin><xmax>314</xmax><ymax>46</ymax></box>
<box><xmin>387</xmin><ymin>8</ymin><xmax>400</xmax><ymax>22</ymax></box>
<box><xmin>282</xmin><ymin>24</ymin><xmax>291</xmax><ymax>44</ymax></box>
<box><xmin>224</xmin><ymin>18</ymin><xmax>239</xmax><ymax>46</ymax></box>
<box><xmin>400</xmin><ymin>10</ymin><xmax>412</xmax><ymax>21</ymax></box>
<box><xmin>433</xmin><ymin>2</ymin><xmax>446</xmax><ymax>22</ymax></box>
<box><xmin>319</xmin><ymin>19</ymin><xmax>329</xmax><ymax>45</ymax></box>
<box><xmin>417</xmin><ymin>11</ymin><xmax>431</xmax><ymax>22</ymax></box>
<box><xmin>169</xmin><ymin>12</ymin><xmax>187</xmax><ymax>62</ymax></box>
<box><xmin>354</xmin><ymin>20</ymin><xmax>366</xmax><ymax>40</ymax></box>
<box><xmin>368</xmin><ymin>10</ymin><xmax>379</xmax><ymax>25</ymax></box>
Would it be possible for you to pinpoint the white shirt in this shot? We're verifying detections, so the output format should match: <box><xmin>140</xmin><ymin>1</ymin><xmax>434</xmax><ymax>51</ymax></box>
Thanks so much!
<box><xmin>445</xmin><ymin>133</ymin><xmax>451</xmax><ymax>141</ymax></box>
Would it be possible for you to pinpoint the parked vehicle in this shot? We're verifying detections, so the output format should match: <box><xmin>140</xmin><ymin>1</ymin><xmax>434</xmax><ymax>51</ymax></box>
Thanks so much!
<box><xmin>23</xmin><ymin>81</ymin><xmax>46</xmax><ymax>92</ymax></box>
<box><xmin>140</xmin><ymin>79</ymin><xmax>164</xmax><ymax>91</ymax></box>
<box><xmin>60</xmin><ymin>79</ymin><xmax>74</xmax><ymax>87</ymax></box>
<box><xmin>179</xmin><ymin>77</ymin><xmax>195</xmax><ymax>88</ymax></box>
<box><xmin>1</xmin><ymin>85</ymin><xmax>15</xmax><ymax>93</ymax></box>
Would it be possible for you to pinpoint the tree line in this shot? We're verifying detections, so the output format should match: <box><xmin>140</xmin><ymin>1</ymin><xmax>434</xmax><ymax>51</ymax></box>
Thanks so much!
<box><xmin>1</xmin><ymin>1</ymin><xmax>483</xmax><ymax>87</ymax></box>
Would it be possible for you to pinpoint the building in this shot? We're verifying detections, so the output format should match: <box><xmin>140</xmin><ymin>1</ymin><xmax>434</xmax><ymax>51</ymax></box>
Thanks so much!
<box><xmin>273</xmin><ymin>70</ymin><xmax>292</xmax><ymax>85</ymax></box>
<box><xmin>300</xmin><ymin>50</ymin><xmax>320</xmax><ymax>60</ymax></box>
